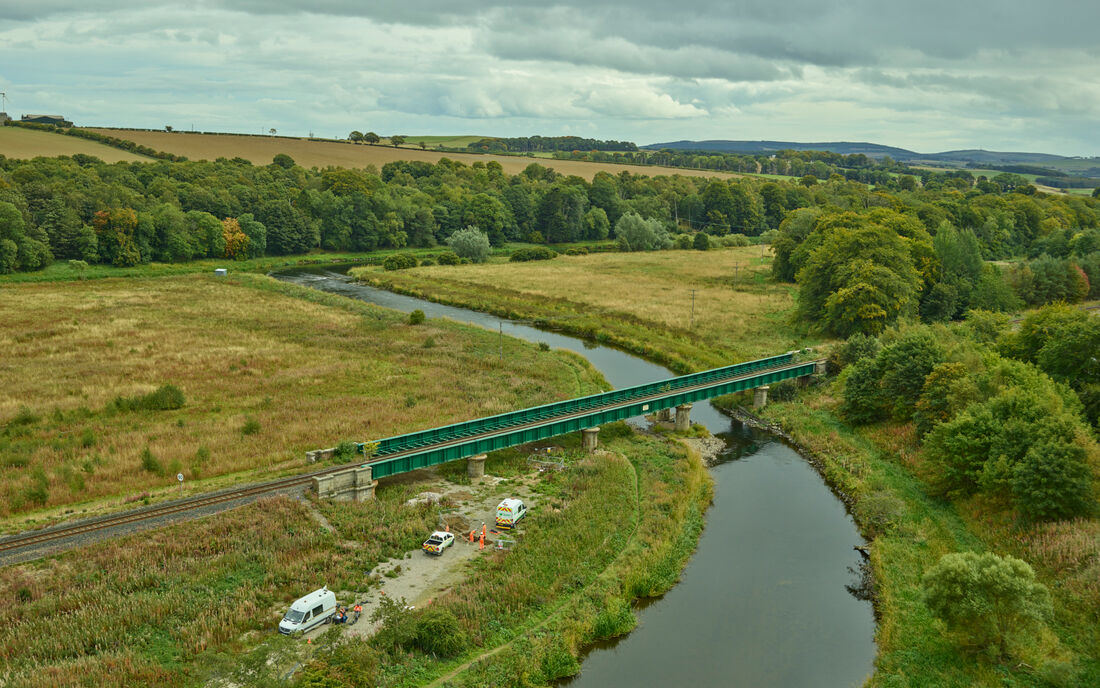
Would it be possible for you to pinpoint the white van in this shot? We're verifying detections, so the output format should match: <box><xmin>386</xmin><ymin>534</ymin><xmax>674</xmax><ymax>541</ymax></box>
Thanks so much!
<box><xmin>278</xmin><ymin>586</ymin><xmax>337</xmax><ymax>634</ymax></box>
<box><xmin>495</xmin><ymin>498</ymin><xmax>527</xmax><ymax>530</ymax></box>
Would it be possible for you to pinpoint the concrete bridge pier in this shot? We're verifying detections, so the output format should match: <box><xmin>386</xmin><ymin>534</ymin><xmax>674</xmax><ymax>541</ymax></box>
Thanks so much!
<box><xmin>467</xmin><ymin>453</ymin><xmax>487</xmax><ymax>479</ymax></box>
<box><xmin>675</xmin><ymin>404</ymin><xmax>693</xmax><ymax>431</ymax></box>
<box><xmin>313</xmin><ymin>464</ymin><xmax>376</xmax><ymax>502</ymax></box>
<box><xmin>657</xmin><ymin>407</ymin><xmax>673</xmax><ymax>422</ymax></box>
<box><xmin>753</xmin><ymin>386</ymin><xmax>770</xmax><ymax>409</ymax></box>
<box><xmin>815</xmin><ymin>360</ymin><xmax>828</xmax><ymax>376</ymax></box>
<box><xmin>582</xmin><ymin>427</ymin><xmax>600</xmax><ymax>453</ymax></box>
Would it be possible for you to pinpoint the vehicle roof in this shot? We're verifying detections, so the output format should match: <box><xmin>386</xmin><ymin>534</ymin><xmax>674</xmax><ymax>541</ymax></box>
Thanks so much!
<box><xmin>290</xmin><ymin>587</ymin><xmax>334</xmax><ymax>609</ymax></box>
<box><xmin>428</xmin><ymin>531</ymin><xmax>452</xmax><ymax>538</ymax></box>
<box><xmin>497</xmin><ymin>498</ymin><xmax>524</xmax><ymax>508</ymax></box>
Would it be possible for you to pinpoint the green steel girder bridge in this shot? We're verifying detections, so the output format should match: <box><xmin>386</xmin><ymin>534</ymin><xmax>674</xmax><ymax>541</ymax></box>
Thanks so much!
<box><xmin>352</xmin><ymin>352</ymin><xmax>822</xmax><ymax>480</ymax></box>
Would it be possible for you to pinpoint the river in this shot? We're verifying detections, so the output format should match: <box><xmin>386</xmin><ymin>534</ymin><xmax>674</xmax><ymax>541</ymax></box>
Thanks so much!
<box><xmin>273</xmin><ymin>265</ymin><xmax>876</xmax><ymax>687</ymax></box>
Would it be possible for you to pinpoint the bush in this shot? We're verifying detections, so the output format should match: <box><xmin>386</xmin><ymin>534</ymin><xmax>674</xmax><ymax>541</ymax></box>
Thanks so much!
<box><xmin>141</xmin><ymin>447</ymin><xmax>164</xmax><ymax>476</ymax></box>
<box><xmin>419</xmin><ymin>257</ymin><xmax>436</xmax><ymax>266</ymax></box>
<box><xmin>112</xmin><ymin>384</ymin><xmax>185</xmax><ymax>412</ymax></box>
<box><xmin>436</xmin><ymin>251</ymin><xmax>460</xmax><ymax>265</ymax></box>
<box><xmin>407</xmin><ymin>309</ymin><xmax>425</xmax><ymax>325</ymax></box>
<box><xmin>840</xmin><ymin>358</ymin><xmax>886</xmax><ymax>424</ymax></box>
<box><xmin>923</xmin><ymin>551</ymin><xmax>1051</xmax><ymax>657</ymax></box>
<box><xmin>510</xmin><ymin>246</ymin><xmax>557</xmax><ymax>262</ymax></box>
<box><xmin>382</xmin><ymin>253</ymin><xmax>418</xmax><ymax>271</ymax></box>
<box><xmin>723</xmin><ymin>233</ymin><xmax>751</xmax><ymax>247</ymax></box>
<box><xmin>826</xmin><ymin>332</ymin><xmax>881</xmax><ymax>375</ymax></box>
<box><xmin>876</xmin><ymin>329</ymin><xmax>944</xmax><ymax>419</ymax></box>
<box><xmin>693</xmin><ymin>232</ymin><xmax>710</xmax><ymax>251</ymax></box>
<box><xmin>1011</xmin><ymin>439</ymin><xmax>1094</xmax><ymax>521</ymax></box>
<box><xmin>413</xmin><ymin>607</ymin><xmax>468</xmax><ymax>657</ymax></box>
<box><xmin>241</xmin><ymin>416</ymin><xmax>261</xmax><ymax>435</ymax></box>
<box><xmin>446</xmin><ymin>226</ymin><xmax>491</xmax><ymax>263</ymax></box>
<box><xmin>674</xmin><ymin>234</ymin><xmax>693</xmax><ymax>250</ymax></box>
<box><xmin>332</xmin><ymin>441</ymin><xmax>358</xmax><ymax>462</ymax></box>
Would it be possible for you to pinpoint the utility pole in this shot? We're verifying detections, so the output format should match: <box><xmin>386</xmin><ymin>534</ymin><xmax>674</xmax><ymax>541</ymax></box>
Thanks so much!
<box><xmin>0</xmin><ymin>92</ymin><xmax>6</xmax><ymax>112</ymax></box>
<box><xmin>499</xmin><ymin>320</ymin><xmax>504</xmax><ymax>363</ymax></box>
<box><xmin>690</xmin><ymin>289</ymin><xmax>697</xmax><ymax>330</ymax></box>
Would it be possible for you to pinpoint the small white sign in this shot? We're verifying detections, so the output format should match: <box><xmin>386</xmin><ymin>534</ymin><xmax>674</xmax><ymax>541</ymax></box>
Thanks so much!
<box><xmin>642</xmin><ymin>404</ymin><xmax>649</xmax><ymax>411</ymax></box>
<box><xmin>177</xmin><ymin>473</ymin><xmax>184</xmax><ymax>482</ymax></box>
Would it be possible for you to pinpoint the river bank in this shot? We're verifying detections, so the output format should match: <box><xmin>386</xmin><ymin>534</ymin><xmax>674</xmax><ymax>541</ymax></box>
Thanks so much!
<box><xmin>275</xmin><ymin>265</ymin><xmax>874</xmax><ymax>687</ymax></box>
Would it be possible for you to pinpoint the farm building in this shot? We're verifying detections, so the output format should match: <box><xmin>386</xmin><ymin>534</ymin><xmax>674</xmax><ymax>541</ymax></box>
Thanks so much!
<box><xmin>0</xmin><ymin>112</ymin><xmax>10</xmax><ymax>124</ymax></box>
<box><xmin>21</xmin><ymin>114</ymin><xmax>73</xmax><ymax>126</ymax></box>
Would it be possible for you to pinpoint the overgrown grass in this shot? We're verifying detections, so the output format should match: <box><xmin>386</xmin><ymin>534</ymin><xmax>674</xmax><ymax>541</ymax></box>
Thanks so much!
<box><xmin>354</xmin><ymin>247</ymin><xmax>821</xmax><ymax>373</ymax></box>
<box><xmin>289</xmin><ymin>425</ymin><xmax>713</xmax><ymax>688</ymax></box>
<box><xmin>0</xmin><ymin>475</ymin><xmax>450</xmax><ymax>688</ymax></box>
<box><xmin>760</xmin><ymin>385</ymin><xmax>1098</xmax><ymax>687</ymax></box>
<box><xmin>0</xmin><ymin>273</ymin><xmax>606</xmax><ymax>518</ymax></box>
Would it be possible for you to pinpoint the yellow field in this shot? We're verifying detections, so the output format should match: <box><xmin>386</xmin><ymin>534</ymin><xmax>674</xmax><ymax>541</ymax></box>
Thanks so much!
<box><xmin>357</xmin><ymin>247</ymin><xmax>822</xmax><ymax>372</ymax></box>
<box><xmin>0</xmin><ymin>127</ymin><xmax>149</xmax><ymax>163</ymax></box>
<box><xmin>0</xmin><ymin>274</ymin><xmax>605</xmax><ymax>517</ymax></box>
<box><xmin>84</xmin><ymin>128</ymin><xmax>739</xmax><ymax>181</ymax></box>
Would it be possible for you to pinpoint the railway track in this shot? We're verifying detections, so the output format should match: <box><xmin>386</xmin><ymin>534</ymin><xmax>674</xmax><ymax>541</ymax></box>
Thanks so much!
<box><xmin>0</xmin><ymin>359</ymin><xmax>811</xmax><ymax>561</ymax></box>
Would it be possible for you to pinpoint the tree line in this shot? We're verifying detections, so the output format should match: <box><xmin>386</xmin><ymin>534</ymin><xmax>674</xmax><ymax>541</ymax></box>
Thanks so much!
<box><xmin>465</xmin><ymin>135</ymin><xmax>637</xmax><ymax>153</ymax></box>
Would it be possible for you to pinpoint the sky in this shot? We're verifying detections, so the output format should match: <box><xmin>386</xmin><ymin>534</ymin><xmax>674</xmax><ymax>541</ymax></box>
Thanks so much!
<box><xmin>1</xmin><ymin>1</ymin><xmax>1098</xmax><ymax>155</ymax></box>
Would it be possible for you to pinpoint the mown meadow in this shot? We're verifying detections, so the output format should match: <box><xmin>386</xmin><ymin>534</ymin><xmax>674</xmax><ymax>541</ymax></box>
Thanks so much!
<box><xmin>0</xmin><ymin>273</ymin><xmax>606</xmax><ymax>520</ymax></box>
<box><xmin>357</xmin><ymin>246</ymin><xmax>820</xmax><ymax>373</ymax></box>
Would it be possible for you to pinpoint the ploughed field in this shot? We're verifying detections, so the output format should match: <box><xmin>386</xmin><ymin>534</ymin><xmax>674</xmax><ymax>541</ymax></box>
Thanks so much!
<box><xmin>358</xmin><ymin>246</ymin><xmax>821</xmax><ymax>373</ymax></box>
<box><xmin>0</xmin><ymin>273</ymin><xmax>606</xmax><ymax>520</ymax></box>
<box><xmin>82</xmin><ymin>128</ymin><xmax>740</xmax><ymax>181</ymax></box>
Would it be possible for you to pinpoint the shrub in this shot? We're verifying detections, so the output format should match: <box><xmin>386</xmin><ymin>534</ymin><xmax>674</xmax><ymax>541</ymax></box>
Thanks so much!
<box><xmin>674</xmin><ymin>234</ymin><xmax>693</xmax><ymax>250</ymax></box>
<box><xmin>923</xmin><ymin>551</ymin><xmax>1051</xmax><ymax>657</ymax></box>
<box><xmin>436</xmin><ymin>251</ymin><xmax>460</xmax><ymax>265</ymax></box>
<box><xmin>693</xmin><ymin>232</ymin><xmax>710</xmax><ymax>251</ymax></box>
<box><xmin>141</xmin><ymin>447</ymin><xmax>164</xmax><ymax>475</ymax></box>
<box><xmin>876</xmin><ymin>329</ymin><xmax>945</xmax><ymax>419</ymax></box>
<box><xmin>826</xmin><ymin>332</ymin><xmax>881</xmax><ymax>375</ymax></box>
<box><xmin>112</xmin><ymin>384</ymin><xmax>185</xmax><ymax>412</ymax></box>
<box><xmin>382</xmin><ymin>253</ymin><xmax>417</xmax><ymax>271</ymax></box>
<box><xmin>538</xmin><ymin>342</ymin><xmax>550</xmax><ymax>352</ymax></box>
<box><xmin>332</xmin><ymin>441</ymin><xmax>358</xmax><ymax>462</ymax></box>
<box><xmin>840</xmin><ymin>358</ymin><xmax>886</xmax><ymax>424</ymax></box>
<box><xmin>241</xmin><ymin>416</ymin><xmax>261</xmax><ymax>435</ymax></box>
<box><xmin>408</xmin><ymin>309</ymin><xmax>426</xmax><ymax>325</ymax></box>
<box><xmin>510</xmin><ymin>246</ymin><xmax>557</xmax><ymax>262</ymax></box>
<box><xmin>419</xmin><ymin>257</ymin><xmax>436</xmax><ymax>266</ymax></box>
<box><xmin>723</xmin><ymin>233</ymin><xmax>751</xmax><ymax>247</ymax></box>
<box><xmin>446</xmin><ymin>226</ymin><xmax>491</xmax><ymax>263</ymax></box>
<box><xmin>1011</xmin><ymin>439</ymin><xmax>1094</xmax><ymax>522</ymax></box>
<box><xmin>413</xmin><ymin>607</ymin><xmax>468</xmax><ymax>657</ymax></box>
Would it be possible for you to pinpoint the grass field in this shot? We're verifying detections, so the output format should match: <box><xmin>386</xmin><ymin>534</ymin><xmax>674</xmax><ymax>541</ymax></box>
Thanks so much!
<box><xmin>80</xmin><ymin>128</ymin><xmax>740</xmax><ymax>181</ymax></box>
<box><xmin>355</xmin><ymin>247</ymin><xmax>820</xmax><ymax>373</ymax></box>
<box><xmin>0</xmin><ymin>127</ymin><xmax>150</xmax><ymax>163</ymax></box>
<box><xmin>0</xmin><ymin>273</ymin><xmax>606</xmax><ymax>519</ymax></box>
<box><xmin>399</xmin><ymin>135</ymin><xmax>486</xmax><ymax>148</ymax></box>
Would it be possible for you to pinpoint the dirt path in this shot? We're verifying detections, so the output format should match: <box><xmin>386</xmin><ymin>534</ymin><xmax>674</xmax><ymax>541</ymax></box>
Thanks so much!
<box><xmin>426</xmin><ymin>450</ymin><xmax>641</xmax><ymax>688</ymax></box>
<box><xmin>298</xmin><ymin>472</ymin><xmax>544</xmax><ymax>643</ymax></box>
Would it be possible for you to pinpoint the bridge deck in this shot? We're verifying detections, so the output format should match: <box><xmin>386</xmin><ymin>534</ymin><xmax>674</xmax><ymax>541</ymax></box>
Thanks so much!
<box><xmin>359</xmin><ymin>356</ymin><xmax>819</xmax><ymax>479</ymax></box>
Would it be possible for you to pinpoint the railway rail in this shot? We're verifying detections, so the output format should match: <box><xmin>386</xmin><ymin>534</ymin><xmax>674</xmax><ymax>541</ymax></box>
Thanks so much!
<box><xmin>0</xmin><ymin>357</ymin><xmax>815</xmax><ymax>561</ymax></box>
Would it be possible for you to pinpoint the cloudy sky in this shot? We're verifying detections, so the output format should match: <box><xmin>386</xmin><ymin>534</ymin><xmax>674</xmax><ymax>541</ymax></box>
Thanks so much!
<box><xmin>2</xmin><ymin>1</ymin><xmax>1098</xmax><ymax>155</ymax></box>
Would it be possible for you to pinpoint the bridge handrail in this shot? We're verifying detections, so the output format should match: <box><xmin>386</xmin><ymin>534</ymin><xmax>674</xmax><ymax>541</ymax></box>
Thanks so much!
<box><xmin>364</xmin><ymin>351</ymin><xmax>798</xmax><ymax>457</ymax></box>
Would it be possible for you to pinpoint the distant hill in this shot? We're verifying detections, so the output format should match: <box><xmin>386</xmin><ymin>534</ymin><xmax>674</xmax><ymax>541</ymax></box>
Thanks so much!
<box><xmin>646</xmin><ymin>139</ymin><xmax>919</xmax><ymax>159</ymax></box>
<box><xmin>644</xmin><ymin>140</ymin><xmax>1086</xmax><ymax>169</ymax></box>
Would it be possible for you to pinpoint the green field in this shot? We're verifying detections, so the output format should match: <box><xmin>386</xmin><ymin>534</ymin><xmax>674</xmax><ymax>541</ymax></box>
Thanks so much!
<box><xmin>354</xmin><ymin>247</ymin><xmax>821</xmax><ymax>373</ymax></box>
<box><xmin>398</xmin><ymin>135</ymin><xmax>487</xmax><ymax>148</ymax></box>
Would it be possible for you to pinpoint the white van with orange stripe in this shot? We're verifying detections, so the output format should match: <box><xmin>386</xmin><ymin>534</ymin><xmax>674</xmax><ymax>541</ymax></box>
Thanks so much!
<box><xmin>495</xmin><ymin>498</ymin><xmax>527</xmax><ymax>530</ymax></box>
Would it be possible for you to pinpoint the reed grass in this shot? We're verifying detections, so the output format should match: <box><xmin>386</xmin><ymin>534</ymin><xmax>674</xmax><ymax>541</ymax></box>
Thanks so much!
<box><xmin>0</xmin><ymin>273</ymin><xmax>606</xmax><ymax>517</ymax></box>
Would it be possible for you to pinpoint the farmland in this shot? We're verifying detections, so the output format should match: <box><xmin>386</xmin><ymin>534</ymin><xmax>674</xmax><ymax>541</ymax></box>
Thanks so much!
<box><xmin>0</xmin><ymin>273</ymin><xmax>606</xmax><ymax>521</ymax></box>
<box><xmin>0</xmin><ymin>127</ymin><xmax>150</xmax><ymax>163</ymax></box>
<box><xmin>356</xmin><ymin>246</ymin><xmax>821</xmax><ymax>373</ymax></box>
<box><xmin>81</xmin><ymin>128</ymin><xmax>740</xmax><ymax>181</ymax></box>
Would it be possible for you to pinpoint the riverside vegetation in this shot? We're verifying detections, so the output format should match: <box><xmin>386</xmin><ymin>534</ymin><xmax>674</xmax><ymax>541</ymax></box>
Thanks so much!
<box><xmin>0</xmin><ymin>273</ymin><xmax>607</xmax><ymax>519</ymax></box>
<box><xmin>0</xmin><ymin>424</ymin><xmax>712</xmax><ymax>688</ymax></box>
<box><xmin>721</xmin><ymin>307</ymin><xmax>1100</xmax><ymax>686</ymax></box>
<box><xmin>369</xmin><ymin>241</ymin><xmax>1099</xmax><ymax>684</ymax></box>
